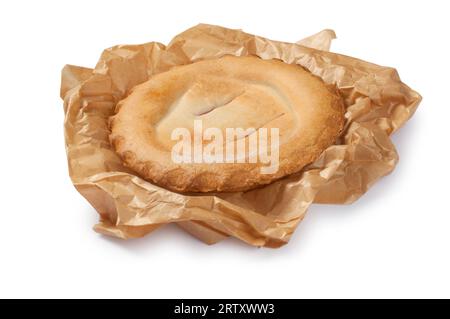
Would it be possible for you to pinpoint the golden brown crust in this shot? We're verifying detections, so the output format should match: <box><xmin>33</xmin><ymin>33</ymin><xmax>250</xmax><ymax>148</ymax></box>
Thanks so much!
<box><xmin>110</xmin><ymin>55</ymin><xmax>345</xmax><ymax>192</ymax></box>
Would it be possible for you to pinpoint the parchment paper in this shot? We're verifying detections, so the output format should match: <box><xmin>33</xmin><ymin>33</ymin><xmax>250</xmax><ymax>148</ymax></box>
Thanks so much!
<box><xmin>60</xmin><ymin>24</ymin><xmax>421</xmax><ymax>247</ymax></box>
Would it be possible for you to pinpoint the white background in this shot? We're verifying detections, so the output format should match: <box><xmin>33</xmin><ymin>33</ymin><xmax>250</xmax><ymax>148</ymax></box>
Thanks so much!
<box><xmin>0</xmin><ymin>0</ymin><xmax>448</xmax><ymax>299</ymax></box>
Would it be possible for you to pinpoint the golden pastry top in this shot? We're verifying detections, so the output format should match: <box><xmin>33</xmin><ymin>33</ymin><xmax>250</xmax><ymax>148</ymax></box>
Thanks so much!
<box><xmin>110</xmin><ymin>55</ymin><xmax>345</xmax><ymax>192</ymax></box>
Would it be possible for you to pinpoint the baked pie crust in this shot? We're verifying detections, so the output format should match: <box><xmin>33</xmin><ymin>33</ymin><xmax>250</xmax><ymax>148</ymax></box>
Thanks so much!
<box><xmin>110</xmin><ymin>55</ymin><xmax>345</xmax><ymax>192</ymax></box>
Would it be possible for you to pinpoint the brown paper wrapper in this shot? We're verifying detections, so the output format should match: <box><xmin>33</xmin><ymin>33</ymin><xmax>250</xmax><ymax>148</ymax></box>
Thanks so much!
<box><xmin>60</xmin><ymin>24</ymin><xmax>421</xmax><ymax>248</ymax></box>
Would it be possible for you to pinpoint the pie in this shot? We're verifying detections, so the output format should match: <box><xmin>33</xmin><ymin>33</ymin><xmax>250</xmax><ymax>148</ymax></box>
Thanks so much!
<box><xmin>109</xmin><ymin>55</ymin><xmax>345</xmax><ymax>192</ymax></box>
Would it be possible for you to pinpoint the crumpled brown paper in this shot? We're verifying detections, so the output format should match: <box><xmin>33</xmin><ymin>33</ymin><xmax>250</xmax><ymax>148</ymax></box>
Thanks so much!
<box><xmin>60</xmin><ymin>24</ymin><xmax>421</xmax><ymax>248</ymax></box>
